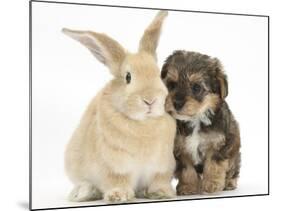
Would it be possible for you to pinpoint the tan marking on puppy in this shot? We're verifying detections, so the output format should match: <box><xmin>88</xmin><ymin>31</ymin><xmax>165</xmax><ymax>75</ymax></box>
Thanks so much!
<box><xmin>202</xmin><ymin>158</ymin><xmax>228</xmax><ymax>193</ymax></box>
<box><xmin>224</xmin><ymin>178</ymin><xmax>238</xmax><ymax>190</ymax></box>
<box><xmin>164</xmin><ymin>93</ymin><xmax>175</xmax><ymax>113</ymax></box>
<box><xmin>202</xmin><ymin>94</ymin><xmax>220</xmax><ymax>113</ymax></box>
<box><xmin>166</xmin><ymin>67</ymin><xmax>179</xmax><ymax>81</ymax></box>
<box><xmin>188</xmin><ymin>72</ymin><xmax>211</xmax><ymax>91</ymax></box>
<box><xmin>179</xmin><ymin>93</ymin><xmax>220</xmax><ymax>117</ymax></box>
<box><xmin>182</xmin><ymin>97</ymin><xmax>200</xmax><ymax>116</ymax></box>
<box><xmin>188</xmin><ymin>72</ymin><xmax>204</xmax><ymax>83</ymax></box>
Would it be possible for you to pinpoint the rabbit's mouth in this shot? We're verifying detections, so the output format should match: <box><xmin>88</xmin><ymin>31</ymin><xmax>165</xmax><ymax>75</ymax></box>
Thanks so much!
<box><xmin>132</xmin><ymin>103</ymin><xmax>164</xmax><ymax>120</ymax></box>
<box><xmin>143</xmin><ymin>107</ymin><xmax>154</xmax><ymax>116</ymax></box>
<box><xmin>146</xmin><ymin>109</ymin><xmax>156</xmax><ymax>116</ymax></box>
<box><xmin>128</xmin><ymin>108</ymin><xmax>163</xmax><ymax>121</ymax></box>
<box><xmin>145</xmin><ymin>105</ymin><xmax>153</xmax><ymax>114</ymax></box>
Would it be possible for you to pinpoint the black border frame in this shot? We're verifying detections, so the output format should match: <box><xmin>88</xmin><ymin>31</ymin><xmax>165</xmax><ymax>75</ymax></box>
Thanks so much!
<box><xmin>29</xmin><ymin>0</ymin><xmax>270</xmax><ymax>210</ymax></box>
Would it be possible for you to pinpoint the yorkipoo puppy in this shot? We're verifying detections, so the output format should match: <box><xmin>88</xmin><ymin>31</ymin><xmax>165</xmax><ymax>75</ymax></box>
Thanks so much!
<box><xmin>161</xmin><ymin>50</ymin><xmax>241</xmax><ymax>195</ymax></box>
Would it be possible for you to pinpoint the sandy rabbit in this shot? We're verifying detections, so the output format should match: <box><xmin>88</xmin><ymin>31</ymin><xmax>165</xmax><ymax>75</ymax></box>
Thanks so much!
<box><xmin>63</xmin><ymin>11</ymin><xmax>176</xmax><ymax>203</ymax></box>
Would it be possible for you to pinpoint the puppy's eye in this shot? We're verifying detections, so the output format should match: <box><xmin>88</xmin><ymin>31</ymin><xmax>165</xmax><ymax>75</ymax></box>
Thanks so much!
<box><xmin>192</xmin><ymin>83</ymin><xmax>202</xmax><ymax>95</ymax></box>
<box><xmin>126</xmin><ymin>72</ymin><xmax>131</xmax><ymax>84</ymax></box>
<box><xmin>167</xmin><ymin>81</ymin><xmax>176</xmax><ymax>90</ymax></box>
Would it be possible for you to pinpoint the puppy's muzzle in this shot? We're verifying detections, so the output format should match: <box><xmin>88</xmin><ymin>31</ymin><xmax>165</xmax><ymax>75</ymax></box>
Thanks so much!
<box><xmin>173</xmin><ymin>100</ymin><xmax>185</xmax><ymax>111</ymax></box>
<box><xmin>173</xmin><ymin>92</ymin><xmax>185</xmax><ymax>111</ymax></box>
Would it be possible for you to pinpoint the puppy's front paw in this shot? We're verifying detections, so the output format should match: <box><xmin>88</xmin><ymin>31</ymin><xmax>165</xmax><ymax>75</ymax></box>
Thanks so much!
<box><xmin>202</xmin><ymin>179</ymin><xmax>224</xmax><ymax>193</ymax></box>
<box><xmin>177</xmin><ymin>183</ymin><xmax>199</xmax><ymax>195</ymax></box>
<box><xmin>224</xmin><ymin>178</ymin><xmax>238</xmax><ymax>190</ymax></box>
<box><xmin>104</xmin><ymin>188</ymin><xmax>135</xmax><ymax>202</ymax></box>
<box><xmin>145</xmin><ymin>186</ymin><xmax>175</xmax><ymax>199</ymax></box>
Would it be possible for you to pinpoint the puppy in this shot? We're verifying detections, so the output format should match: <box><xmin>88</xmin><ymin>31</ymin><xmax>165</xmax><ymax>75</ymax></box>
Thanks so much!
<box><xmin>161</xmin><ymin>50</ymin><xmax>241</xmax><ymax>194</ymax></box>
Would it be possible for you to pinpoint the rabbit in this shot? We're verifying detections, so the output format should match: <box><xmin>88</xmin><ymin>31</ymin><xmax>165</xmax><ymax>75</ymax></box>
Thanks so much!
<box><xmin>62</xmin><ymin>11</ymin><xmax>176</xmax><ymax>203</ymax></box>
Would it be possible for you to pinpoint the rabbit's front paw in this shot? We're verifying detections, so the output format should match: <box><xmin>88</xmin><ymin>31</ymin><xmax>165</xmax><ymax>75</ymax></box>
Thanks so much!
<box><xmin>68</xmin><ymin>184</ymin><xmax>102</xmax><ymax>202</ymax></box>
<box><xmin>104</xmin><ymin>188</ymin><xmax>135</xmax><ymax>202</ymax></box>
<box><xmin>146</xmin><ymin>186</ymin><xmax>175</xmax><ymax>199</ymax></box>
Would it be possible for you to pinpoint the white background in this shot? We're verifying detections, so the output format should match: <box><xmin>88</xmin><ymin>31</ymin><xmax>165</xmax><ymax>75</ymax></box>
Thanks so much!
<box><xmin>1</xmin><ymin>0</ymin><xmax>280</xmax><ymax>211</ymax></box>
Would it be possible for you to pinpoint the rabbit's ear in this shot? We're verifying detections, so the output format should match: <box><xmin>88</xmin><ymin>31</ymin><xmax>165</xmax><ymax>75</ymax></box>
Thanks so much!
<box><xmin>62</xmin><ymin>28</ymin><xmax>126</xmax><ymax>76</ymax></box>
<box><xmin>138</xmin><ymin>11</ymin><xmax>168</xmax><ymax>59</ymax></box>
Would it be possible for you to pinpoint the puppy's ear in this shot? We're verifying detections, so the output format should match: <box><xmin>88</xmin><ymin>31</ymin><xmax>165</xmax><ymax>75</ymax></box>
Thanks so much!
<box><xmin>62</xmin><ymin>28</ymin><xmax>126</xmax><ymax>76</ymax></box>
<box><xmin>161</xmin><ymin>62</ymin><xmax>169</xmax><ymax>79</ymax></box>
<box><xmin>217</xmin><ymin>71</ymin><xmax>228</xmax><ymax>99</ymax></box>
<box><xmin>139</xmin><ymin>11</ymin><xmax>168</xmax><ymax>60</ymax></box>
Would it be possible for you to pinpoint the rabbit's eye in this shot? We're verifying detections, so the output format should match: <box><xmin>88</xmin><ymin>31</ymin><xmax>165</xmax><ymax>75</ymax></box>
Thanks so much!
<box><xmin>126</xmin><ymin>72</ymin><xmax>131</xmax><ymax>84</ymax></box>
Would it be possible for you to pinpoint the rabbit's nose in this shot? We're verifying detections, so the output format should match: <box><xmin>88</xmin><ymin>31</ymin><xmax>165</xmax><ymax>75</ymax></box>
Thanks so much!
<box><xmin>143</xmin><ymin>98</ymin><xmax>156</xmax><ymax>106</ymax></box>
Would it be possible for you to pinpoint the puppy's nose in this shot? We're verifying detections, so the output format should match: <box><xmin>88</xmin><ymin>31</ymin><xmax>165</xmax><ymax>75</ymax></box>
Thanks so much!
<box><xmin>173</xmin><ymin>100</ymin><xmax>185</xmax><ymax>111</ymax></box>
<box><xmin>174</xmin><ymin>92</ymin><xmax>185</xmax><ymax>110</ymax></box>
<box><xmin>143</xmin><ymin>98</ymin><xmax>156</xmax><ymax>106</ymax></box>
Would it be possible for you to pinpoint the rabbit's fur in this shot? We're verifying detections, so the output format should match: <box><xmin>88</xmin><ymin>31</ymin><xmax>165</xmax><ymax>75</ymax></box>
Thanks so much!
<box><xmin>63</xmin><ymin>11</ymin><xmax>176</xmax><ymax>202</ymax></box>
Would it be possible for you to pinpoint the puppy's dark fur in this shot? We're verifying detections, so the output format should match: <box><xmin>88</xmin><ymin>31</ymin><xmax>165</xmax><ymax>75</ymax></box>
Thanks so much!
<box><xmin>161</xmin><ymin>50</ymin><xmax>241</xmax><ymax>194</ymax></box>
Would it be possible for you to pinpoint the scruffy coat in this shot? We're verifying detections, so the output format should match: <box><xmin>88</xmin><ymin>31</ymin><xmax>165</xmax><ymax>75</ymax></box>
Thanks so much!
<box><xmin>161</xmin><ymin>51</ymin><xmax>241</xmax><ymax>194</ymax></box>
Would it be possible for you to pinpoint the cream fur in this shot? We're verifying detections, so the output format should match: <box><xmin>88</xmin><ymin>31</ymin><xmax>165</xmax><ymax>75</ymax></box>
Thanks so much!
<box><xmin>63</xmin><ymin>11</ymin><xmax>176</xmax><ymax>202</ymax></box>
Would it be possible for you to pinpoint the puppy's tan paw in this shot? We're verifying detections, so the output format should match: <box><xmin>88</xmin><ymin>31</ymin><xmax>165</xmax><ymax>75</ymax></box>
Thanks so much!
<box><xmin>224</xmin><ymin>178</ymin><xmax>238</xmax><ymax>190</ymax></box>
<box><xmin>177</xmin><ymin>183</ymin><xmax>199</xmax><ymax>195</ymax></box>
<box><xmin>104</xmin><ymin>188</ymin><xmax>135</xmax><ymax>202</ymax></box>
<box><xmin>145</xmin><ymin>186</ymin><xmax>175</xmax><ymax>199</ymax></box>
<box><xmin>202</xmin><ymin>179</ymin><xmax>224</xmax><ymax>193</ymax></box>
